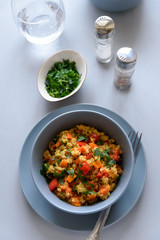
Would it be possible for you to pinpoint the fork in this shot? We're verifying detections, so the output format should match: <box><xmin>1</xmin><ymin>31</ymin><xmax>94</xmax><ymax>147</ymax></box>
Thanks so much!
<box><xmin>128</xmin><ymin>131</ymin><xmax>142</xmax><ymax>161</ymax></box>
<box><xmin>86</xmin><ymin>131</ymin><xmax>142</xmax><ymax>240</ymax></box>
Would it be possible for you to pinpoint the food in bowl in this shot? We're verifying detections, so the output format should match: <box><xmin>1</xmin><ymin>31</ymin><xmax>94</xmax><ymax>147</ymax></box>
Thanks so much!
<box><xmin>40</xmin><ymin>124</ymin><xmax>123</xmax><ymax>207</ymax></box>
<box><xmin>37</xmin><ymin>50</ymin><xmax>87</xmax><ymax>102</ymax></box>
<box><xmin>45</xmin><ymin>59</ymin><xmax>81</xmax><ymax>98</ymax></box>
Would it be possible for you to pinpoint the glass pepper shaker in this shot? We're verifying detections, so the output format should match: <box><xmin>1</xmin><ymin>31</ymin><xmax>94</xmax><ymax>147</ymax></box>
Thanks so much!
<box><xmin>94</xmin><ymin>16</ymin><xmax>115</xmax><ymax>63</ymax></box>
<box><xmin>114</xmin><ymin>47</ymin><xmax>137</xmax><ymax>90</ymax></box>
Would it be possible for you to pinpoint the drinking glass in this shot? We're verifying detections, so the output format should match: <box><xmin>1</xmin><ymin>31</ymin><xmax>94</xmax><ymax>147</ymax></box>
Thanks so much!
<box><xmin>11</xmin><ymin>0</ymin><xmax>65</xmax><ymax>44</ymax></box>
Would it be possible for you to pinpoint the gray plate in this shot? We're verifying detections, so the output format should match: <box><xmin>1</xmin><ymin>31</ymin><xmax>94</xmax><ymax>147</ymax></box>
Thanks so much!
<box><xmin>19</xmin><ymin>104</ymin><xmax>146</xmax><ymax>231</ymax></box>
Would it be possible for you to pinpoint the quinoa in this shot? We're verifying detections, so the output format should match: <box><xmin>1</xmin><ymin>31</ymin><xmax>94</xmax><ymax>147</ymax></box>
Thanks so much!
<box><xmin>40</xmin><ymin>124</ymin><xmax>123</xmax><ymax>207</ymax></box>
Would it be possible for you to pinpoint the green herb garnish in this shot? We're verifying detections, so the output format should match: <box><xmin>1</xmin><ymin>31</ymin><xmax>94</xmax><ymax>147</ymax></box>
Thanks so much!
<box><xmin>106</xmin><ymin>159</ymin><xmax>116</xmax><ymax>168</ymax></box>
<box><xmin>83</xmin><ymin>190</ymin><xmax>96</xmax><ymax>195</ymax></box>
<box><xmin>40</xmin><ymin>163</ymin><xmax>50</xmax><ymax>176</ymax></box>
<box><xmin>58</xmin><ymin>178</ymin><xmax>64</xmax><ymax>185</ymax></box>
<box><xmin>77</xmin><ymin>135</ymin><xmax>88</xmax><ymax>142</ymax></box>
<box><xmin>45</xmin><ymin>59</ymin><xmax>81</xmax><ymax>98</ymax></box>
<box><xmin>53</xmin><ymin>170</ymin><xmax>66</xmax><ymax>178</ymax></box>
<box><xmin>67</xmin><ymin>169</ymin><xmax>74</xmax><ymax>177</ymax></box>
<box><xmin>97</xmin><ymin>138</ymin><xmax>104</xmax><ymax>145</ymax></box>
<box><xmin>72</xmin><ymin>185</ymin><xmax>77</xmax><ymax>192</ymax></box>
<box><xmin>94</xmin><ymin>148</ymin><xmax>116</xmax><ymax>168</ymax></box>
<box><xmin>94</xmin><ymin>148</ymin><xmax>103</xmax><ymax>158</ymax></box>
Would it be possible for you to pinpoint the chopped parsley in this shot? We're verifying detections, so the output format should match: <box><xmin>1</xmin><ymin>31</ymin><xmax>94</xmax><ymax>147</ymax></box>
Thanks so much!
<box><xmin>72</xmin><ymin>185</ymin><xmax>77</xmax><ymax>192</ymax></box>
<box><xmin>94</xmin><ymin>148</ymin><xmax>103</xmax><ymax>158</ymax></box>
<box><xmin>83</xmin><ymin>190</ymin><xmax>96</xmax><ymax>195</ymax></box>
<box><xmin>94</xmin><ymin>147</ymin><xmax>116</xmax><ymax>168</ymax></box>
<box><xmin>53</xmin><ymin>170</ymin><xmax>66</xmax><ymax>178</ymax></box>
<box><xmin>58</xmin><ymin>178</ymin><xmax>64</xmax><ymax>185</ymax></box>
<box><xmin>77</xmin><ymin>135</ymin><xmax>88</xmax><ymax>142</ymax></box>
<box><xmin>40</xmin><ymin>163</ymin><xmax>50</xmax><ymax>177</ymax></box>
<box><xmin>67</xmin><ymin>169</ymin><xmax>74</xmax><ymax>177</ymax></box>
<box><xmin>97</xmin><ymin>138</ymin><xmax>104</xmax><ymax>145</ymax></box>
<box><xmin>45</xmin><ymin>59</ymin><xmax>81</xmax><ymax>98</ymax></box>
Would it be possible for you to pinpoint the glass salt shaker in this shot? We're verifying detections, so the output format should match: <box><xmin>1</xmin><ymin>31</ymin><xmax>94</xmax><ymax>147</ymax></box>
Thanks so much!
<box><xmin>94</xmin><ymin>16</ymin><xmax>115</xmax><ymax>63</ymax></box>
<box><xmin>114</xmin><ymin>47</ymin><xmax>137</xmax><ymax>90</ymax></box>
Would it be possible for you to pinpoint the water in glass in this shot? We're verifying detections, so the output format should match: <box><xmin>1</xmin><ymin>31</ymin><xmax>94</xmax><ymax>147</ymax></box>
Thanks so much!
<box><xmin>15</xmin><ymin>0</ymin><xmax>65</xmax><ymax>44</ymax></box>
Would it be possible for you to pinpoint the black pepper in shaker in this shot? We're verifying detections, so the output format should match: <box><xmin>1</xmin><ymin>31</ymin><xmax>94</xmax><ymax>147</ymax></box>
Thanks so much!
<box><xmin>114</xmin><ymin>47</ymin><xmax>137</xmax><ymax>90</ymax></box>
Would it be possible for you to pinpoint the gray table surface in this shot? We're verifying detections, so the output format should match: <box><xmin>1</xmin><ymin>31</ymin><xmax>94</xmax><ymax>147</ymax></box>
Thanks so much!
<box><xmin>1</xmin><ymin>0</ymin><xmax>159</xmax><ymax>239</ymax></box>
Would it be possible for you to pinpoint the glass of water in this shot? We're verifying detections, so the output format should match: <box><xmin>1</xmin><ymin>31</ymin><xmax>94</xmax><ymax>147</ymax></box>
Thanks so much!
<box><xmin>11</xmin><ymin>0</ymin><xmax>65</xmax><ymax>44</ymax></box>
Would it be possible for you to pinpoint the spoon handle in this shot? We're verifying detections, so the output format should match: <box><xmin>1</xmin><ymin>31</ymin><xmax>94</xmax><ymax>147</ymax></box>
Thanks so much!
<box><xmin>86</xmin><ymin>207</ymin><xmax>111</xmax><ymax>240</ymax></box>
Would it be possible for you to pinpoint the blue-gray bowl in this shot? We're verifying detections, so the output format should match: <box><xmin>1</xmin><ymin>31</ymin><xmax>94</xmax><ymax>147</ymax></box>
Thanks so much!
<box><xmin>90</xmin><ymin>0</ymin><xmax>142</xmax><ymax>12</ymax></box>
<box><xmin>31</xmin><ymin>110</ymin><xmax>134</xmax><ymax>215</ymax></box>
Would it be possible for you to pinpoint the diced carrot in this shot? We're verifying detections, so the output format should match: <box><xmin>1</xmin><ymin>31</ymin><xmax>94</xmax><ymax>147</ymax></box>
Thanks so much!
<box><xmin>60</xmin><ymin>184</ymin><xmax>67</xmax><ymax>191</ymax></box>
<box><xmin>48</xmin><ymin>178</ymin><xmax>58</xmax><ymax>191</ymax></box>
<box><xmin>55</xmin><ymin>141</ymin><xmax>62</xmax><ymax>148</ymax></box>
<box><xmin>80</xmin><ymin>146</ymin><xmax>87</xmax><ymax>154</ymax></box>
<box><xmin>91</xmin><ymin>159</ymin><xmax>103</xmax><ymax>169</ymax></box>
<box><xmin>89</xmin><ymin>142</ymin><xmax>98</xmax><ymax>149</ymax></box>
<box><xmin>66</xmin><ymin>133</ymin><xmax>73</xmax><ymax>140</ymax></box>
<box><xmin>66</xmin><ymin>187</ymin><xmax>72</xmax><ymax>194</ymax></box>
<box><xmin>87</xmin><ymin>194</ymin><xmax>97</xmax><ymax>201</ymax></box>
<box><xmin>71</xmin><ymin>196</ymin><xmax>82</xmax><ymax>207</ymax></box>
<box><xmin>67</xmin><ymin>174</ymin><xmax>77</xmax><ymax>183</ymax></box>
<box><xmin>99</xmin><ymin>185</ymin><xmax>111</xmax><ymax>196</ymax></box>
<box><xmin>60</xmin><ymin>160</ymin><xmax>68</xmax><ymax>168</ymax></box>
<box><xmin>75</xmin><ymin>158</ymin><xmax>80</xmax><ymax>164</ymax></box>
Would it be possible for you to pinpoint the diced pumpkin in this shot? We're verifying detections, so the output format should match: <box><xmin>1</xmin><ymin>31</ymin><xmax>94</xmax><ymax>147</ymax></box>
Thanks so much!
<box><xmin>67</xmin><ymin>174</ymin><xmax>77</xmax><ymax>183</ymax></box>
<box><xmin>66</xmin><ymin>132</ymin><xmax>73</xmax><ymax>140</ymax></box>
<box><xmin>89</xmin><ymin>142</ymin><xmax>98</xmax><ymax>149</ymax></box>
<box><xmin>99</xmin><ymin>185</ymin><xmax>111</xmax><ymax>196</ymax></box>
<box><xmin>87</xmin><ymin>194</ymin><xmax>97</xmax><ymax>201</ymax></box>
<box><xmin>71</xmin><ymin>196</ymin><xmax>82</xmax><ymax>207</ymax></box>
<box><xmin>55</xmin><ymin>140</ymin><xmax>62</xmax><ymax>148</ymax></box>
<box><xmin>91</xmin><ymin>159</ymin><xmax>103</xmax><ymax>169</ymax></box>
<box><xmin>75</xmin><ymin>158</ymin><xmax>80</xmax><ymax>165</ymax></box>
<box><xmin>80</xmin><ymin>145</ymin><xmax>88</xmax><ymax>154</ymax></box>
<box><xmin>60</xmin><ymin>160</ymin><xmax>68</xmax><ymax>168</ymax></box>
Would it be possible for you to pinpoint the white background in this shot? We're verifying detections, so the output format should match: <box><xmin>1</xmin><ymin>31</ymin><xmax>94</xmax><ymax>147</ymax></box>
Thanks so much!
<box><xmin>0</xmin><ymin>0</ymin><xmax>160</xmax><ymax>239</ymax></box>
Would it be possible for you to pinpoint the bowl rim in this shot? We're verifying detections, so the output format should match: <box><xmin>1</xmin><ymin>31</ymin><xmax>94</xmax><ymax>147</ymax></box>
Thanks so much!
<box><xmin>30</xmin><ymin>109</ymin><xmax>134</xmax><ymax>215</ymax></box>
<box><xmin>37</xmin><ymin>49</ymin><xmax>87</xmax><ymax>102</ymax></box>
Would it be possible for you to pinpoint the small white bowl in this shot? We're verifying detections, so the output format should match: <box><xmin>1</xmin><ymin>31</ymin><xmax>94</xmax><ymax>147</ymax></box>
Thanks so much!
<box><xmin>37</xmin><ymin>50</ymin><xmax>87</xmax><ymax>102</ymax></box>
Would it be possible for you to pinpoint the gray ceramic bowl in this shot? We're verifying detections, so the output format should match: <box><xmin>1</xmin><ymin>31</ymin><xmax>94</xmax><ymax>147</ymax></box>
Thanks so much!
<box><xmin>90</xmin><ymin>0</ymin><xmax>142</xmax><ymax>12</ymax></box>
<box><xmin>31</xmin><ymin>110</ymin><xmax>134</xmax><ymax>215</ymax></box>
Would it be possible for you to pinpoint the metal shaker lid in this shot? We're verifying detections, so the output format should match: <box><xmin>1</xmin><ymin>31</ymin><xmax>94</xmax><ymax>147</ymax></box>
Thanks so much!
<box><xmin>95</xmin><ymin>16</ymin><xmax>115</xmax><ymax>39</ymax></box>
<box><xmin>116</xmin><ymin>47</ymin><xmax>137</xmax><ymax>69</ymax></box>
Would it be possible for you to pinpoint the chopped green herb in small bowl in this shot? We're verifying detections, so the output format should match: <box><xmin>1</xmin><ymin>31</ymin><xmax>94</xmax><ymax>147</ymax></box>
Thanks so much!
<box><xmin>37</xmin><ymin>50</ymin><xmax>87</xmax><ymax>102</ymax></box>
